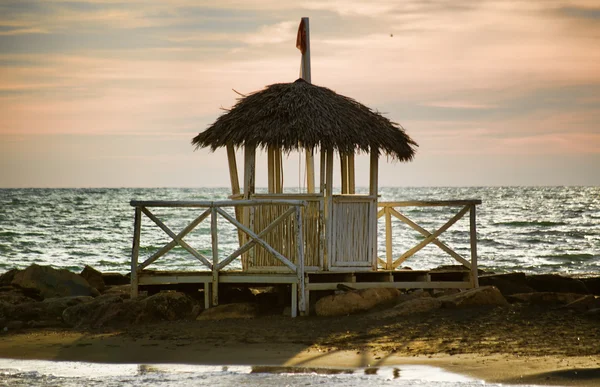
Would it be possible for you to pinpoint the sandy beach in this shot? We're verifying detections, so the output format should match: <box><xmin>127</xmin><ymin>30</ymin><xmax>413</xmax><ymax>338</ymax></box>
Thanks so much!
<box><xmin>2</xmin><ymin>302</ymin><xmax>599</xmax><ymax>386</ymax></box>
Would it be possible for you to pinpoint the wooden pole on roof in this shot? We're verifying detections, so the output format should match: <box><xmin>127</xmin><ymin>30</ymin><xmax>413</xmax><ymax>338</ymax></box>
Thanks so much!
<box><xmin>298</xmin><ymin>17</ymin><xmax>315</xmax><ymax>193</ymax></box>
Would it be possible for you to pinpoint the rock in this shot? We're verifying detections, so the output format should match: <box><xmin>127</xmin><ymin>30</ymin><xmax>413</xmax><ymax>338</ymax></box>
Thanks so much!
<box><xmin>62</xmin><ymin>294</ymin><xmax>124</xmax><ymax>327</ymax></box>
<box><xmin>432</xmin><ymin>288</ymin><xmax>461</xmax><ymax>298</ymax></box>
<box><xmin>438</xmin><ymin>286</ymin><xmax>509</xmax><ymax>308</ymax></box>
<box><xmin>11</xmin><ymin>264</ymin><xmax>99</xmax><ymax>299</ymax></box>
<box><xmin>140</xmin><ymin>291</ymin><xmax>200</xmax><ymax>321</ymax></box>
<box><xmin>102</xmin><ymin>272</ymin><xmax>130</xmax><ymax>286</ymax></box>
<box><xmin>581</xmin><ymin>277</ymin><xmax>600</xmax><ymax>296</ymax></box>
<box><xmin>102</xmin><ymin>284</ymin><xmax>131</xmax><ymax>297</ymax></box>
<box><xmin>396</xmin><ymin>289</ymin><xmax>431</xmax><ymax>304</ymax></box>
<box><xmin>478</xmin><ymin>273</ymin><xmax>535</xmax><ymax>296</ymax></box>
<box><xmin>0</xmin><ymin>288</ymin><xmax>38</xmax><ymax>305</ymax></box>
<box><xmin>63</xmin><ymin>292</ymin><xmax>199</xmax><ymax>328</ymax></box>
<box><xmin>507</xmin><ymin>292</ymin><xmax>585</xmax><ymax>305</ymax></box>
<box><xmin>197</xmin><ymin>302</ymin><xmax>260</xmax><ymax>320</ymax></box>
<box><xmin>560</xmin><ymin>295</ymin><xmax>600</xmax><ymax>311</ymax></box>
<box><xmin>315</xmin><ymin>288</ymin><xmax>400</xmax><ymax>317</ymax></box>
<box><xmin>383</xmin><ymin>298</ymin><xmax>442</xmax><ymax>317</ymax></box>
<box><xmin>525</xmin><ymin>274</ymin><xmax>589</xmax><ymax>294</ymax></box>
<box><xmin>586</xmin><ymin>308</ymin><xmax>600</xmax><ymax>317</ymax></box>
<box><xmin>0</xmin><ymin>269</ymin><xmax>20</xmax><ymax>286</ymax></box>
<box><xmin>80</xmin><ymin>266</ymin><xmax>105</xmax><ymax>292</ymax></box>
<box><xmin>0</xmin><ymin>296</ymin><xmax>91</xmax><ymax>327</ymax></box>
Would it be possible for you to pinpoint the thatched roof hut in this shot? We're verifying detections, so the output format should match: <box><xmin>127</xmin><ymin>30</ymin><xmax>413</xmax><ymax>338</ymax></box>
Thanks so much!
<box><xmin>192</xmin><ymin>78</ymin><xmax>417</xmax><ymax>160</ymax></box>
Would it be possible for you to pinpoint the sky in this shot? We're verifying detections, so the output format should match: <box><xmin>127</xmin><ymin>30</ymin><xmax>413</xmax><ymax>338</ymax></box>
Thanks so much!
<box><xmin>0</xmin><ymin>0</ymin><xmax>599</xmax><ymax>188</ymax></box>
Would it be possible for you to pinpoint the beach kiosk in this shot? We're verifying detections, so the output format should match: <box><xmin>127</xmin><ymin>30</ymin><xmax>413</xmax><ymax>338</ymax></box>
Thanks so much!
<box><xmin>192</xmin><ymin>78</ymin><xmax>417</xmax><ymax>274</ymax></box>
<box><xmin>130</xmin><ymin>18</ymin><xmax>480</xmax><ymax>316</ymax></box>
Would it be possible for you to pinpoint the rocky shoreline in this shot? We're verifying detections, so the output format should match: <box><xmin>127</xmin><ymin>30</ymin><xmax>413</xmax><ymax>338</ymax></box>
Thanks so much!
<box><xmin>1</xmin><ymin>264</ymin><xmax>599</xmax><ymax>331</ymax></box>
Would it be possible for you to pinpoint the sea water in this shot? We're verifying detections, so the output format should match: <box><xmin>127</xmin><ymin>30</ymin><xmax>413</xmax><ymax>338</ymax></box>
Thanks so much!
<box><xmin>0</xmin><ymin>186</ymin><xmax>598</xmax><ymax>275</ymax></box>
<box><xmin>2</xmin><ymin>188</ymin><xmax>596</xmax><ymax>386</ymax></box>
<box><xmin>0</xmin><ymin>359</ymin><xmax>547</xmax><ymax>387</ymax></box>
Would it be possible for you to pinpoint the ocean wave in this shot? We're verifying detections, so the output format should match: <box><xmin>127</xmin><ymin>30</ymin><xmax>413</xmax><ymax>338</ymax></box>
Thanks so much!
<box><xmin>541</xmin><ymin>253</ymin><xmax>596</xmax><ymax>261</ymax></box>
<box><xmin>494</xmin><ymin>221</ymin><xmax>567</xmax><ymax>227</ymax></box>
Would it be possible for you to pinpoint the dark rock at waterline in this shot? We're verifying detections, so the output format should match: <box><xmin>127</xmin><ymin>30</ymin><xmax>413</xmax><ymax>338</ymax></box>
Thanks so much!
<box><xmin>0</xmin><ymin>296</ymin><xmax>92</xmax><ymax>328</ymax></box>
<box><xmin>11</xmin><ymin>264</ymin><xmax>99</xmax><ymax>299</ymax></box>
<box><xmin>479</xmin><ymin>273</ymin><xmax>536</xmax><ymax>296</ymax></box>
<box><xmin>81</xmin><ymin>265</ymin><xmax>105</xmax><ymax>292</ymax></box>
<box><xmin>197</xmin><ymin>302</ymin><xmax>260</xmax><ymax>320</ymax></box>
<box><xmin>63</xmin><ymin>291</ymin><xmax>199</xmax><ymax>328</ymax></box>
<box><xmin>507</xmin><ymin>292</ymin><xmax>585</xmax><ymax>305</ymax></box>
<box><xmin>315</xmin><ymin>288</ymin><xmax>400</xmax><ymax>317</ymax></box>
<box><xmin>102</xmin><ymin>272</ymin><xmax>130</xmax><ymax>286</ymax></box>
<box><xmin>438</xmin><ymin>286</ymin><xmax>509</xmax><ymax>308</ymax></box>
<box><xmin>581</xmin><ymin>277</ymin><xmax>600</xmax><ymax>296</ymax></box>
<box><xmin>560</xmin><ymin>295</ymin><xmax>600</xmax><ymax>311</ymax></box>
<box><xmin>0</xmin><ymin>288</ymin><xmax>39</xmax><ymax>305</ymax></box>
<box><xmin>0</xmin><ymin>269</ymin><xmax>20</xmax><ymax>286</ymax></box>
<box><xmin>62</xmin><ymin>294</ymin><xmax>125</xmax><ymax>327</ymax></box>
<box><xmin>525</xmin><ymin>274</ymin><xmax>589</xmax><ymax>294</ymax></box>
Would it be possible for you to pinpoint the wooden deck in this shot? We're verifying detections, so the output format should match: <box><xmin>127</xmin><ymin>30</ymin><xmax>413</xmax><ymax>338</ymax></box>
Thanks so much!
<box><xmin>137</xmin><ymin>268</ymin><xmax>474</xmax><ymax>316</ymax></box>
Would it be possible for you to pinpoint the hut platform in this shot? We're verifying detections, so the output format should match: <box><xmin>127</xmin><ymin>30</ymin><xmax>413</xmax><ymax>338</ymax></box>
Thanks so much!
<box><xmin>136</xmin><ymin>268</ymin><xmax>474</xmax><ymax>316</ymax></box>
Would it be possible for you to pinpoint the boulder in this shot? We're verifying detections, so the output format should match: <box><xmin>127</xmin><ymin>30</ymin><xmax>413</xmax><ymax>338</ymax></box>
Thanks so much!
<box><xmin>102</xmin><ymin>284</ymin><xmax>132</xmax><ymax>297</ymax></box>
<box><xmin>396</xmin><ymin>289</ymin><xmax>431</xmax><ymax>304</ymax></box>
<box><xmin>80</xmin><ymin>266</ymin><xmax>105</xmax><ymax>292</ymax></box>
<box><xmin>0</xmin><ymin>296</ymin><xmax>91</xmax><ymax>328</ymax></box>
<box><xmin>560</xmin><ymin>295</ymin><xmax>600</xmax><ymax>311</ymax></box>
<box><xmin>102</xmin><ymin>272</ymin><xmax>130</xmax><ymax>286</ymax></box>
<box><xmin>386</xmin><ymin>297</ymin><xmax>442</xmax><ymax>317</ymax></box>
<box><xmin>581</xmin><ymin>277</ymin><xmax>600</xmax><ymax>296</ymax></box>
<box><xmin>478</xmin><ymin>273</ymin><xmax>535</xmax><ymax>296</ymax></box>
<box><xmin>62</xmin><ymin>294</ymin><xmax>124</xmax><ymax>327</ymax></box>
<box><xmin>438</xmin><ymin>286</ymin><xmax>509</xmax><ymax>308</ymax></box>
<box><xmin>0</xmin><ymin>288</ymin><xmax>38</xmax><ymax>305</ymax></box>
<box><xmin>63</xmin><ymin>291</ymin><xmax>199</xmax><ymax>328</ymax></box>
<box><xmin>507</xmin><ymin>292</ymin><xmax>585</xmax><ymax>305</ymax></box>
<box><xmin>11</xmin><ymin>264</ymin><xmax>99</xmax><ymax>299</ymax></box>
<box><xmin>525</xmin><ymin>274</ymin><xmax>589</xmax><ymax>294</ymax></box>
<box><xmin>197</xmin><ymin>302</ymin><xmax>260</xmax><ymax>320</ymax></box>
<box><xmin>0</xmin><ymin>269</ymin><xmax>20</xmax><ymax>286</ymax></box>
<box><xmin>315</xmin><ymin>288</ymin><xmax>400</xmax><ymax>317</ymax></box>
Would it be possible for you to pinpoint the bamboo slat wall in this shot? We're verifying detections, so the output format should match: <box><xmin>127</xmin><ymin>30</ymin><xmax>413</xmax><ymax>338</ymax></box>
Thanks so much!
<box><xmin>243</xmin><ymin>194</ymin><xmax>323</xmax><ymax>270</ymax></box>
<box><xmin>329</xmin><ymin>195</ymin><xmax>376</xmax><ymax>267</ymax></box>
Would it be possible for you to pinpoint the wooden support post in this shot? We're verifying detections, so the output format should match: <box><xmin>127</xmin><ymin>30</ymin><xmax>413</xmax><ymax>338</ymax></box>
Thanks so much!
<box><xmin>211</xmin><ymin>207</ymin><xmax>219</xmax><ymax>306</ymax></box>
<box><xmin>226</xmin><ymin>145</ymin><xmax>240</xmax><ymax>196</ymax></box>
<box><xmin>385</xmin><ymin>207</ymin><xmax>392</xmax><ymax>270</ymax></box>
<box><xmin>130</xmin><ymin>206</ymin><xmax>141</xmax><ymax>299</ymax></box>
<box><xmin>306</xmin><ymin>147</ymin><xmax>315</xmax><ymax>193</ymax></box>
<box><xmin>348</xmin><ymin>153</ymin><xmax>355</xmax><ymax>194</ymax></box>
<box><xmin>369</xmin><ymin>151</ymin><xmax>379</xmax><ymax>270</ymax></box>
<box><xmin>369</xmin><ymin>150</ymin><xmax>378</xmax><ymax>196</ymax></box>
<box><xmin>268</xmin><ymin>146</ymin><xmax>275</xmax><ymax>193</ymax></box>
<box><xmin>244</xmin><ymin>145</ymin><xmax>256</xmax><ymax>199</ymax></box>
<box><xmin>324</xmin><ymin>148</ymin><xmax>334</xmax><ymax>270</ymax></box>
<box><xmin>274</xmin><ymin>149</ymin><xmax>283</xmax><ymax>193</ymax></box>
<box><xmin>470</xmin><ymin>204</ymin><xmax>479</xmax><ymax>287</ymax></box>
<box><xmin>340</xmin><ymin>151</ymin><xmax>348</xmax><ymax>194</ymax></box>
<box><xmin>295</xmin><ymin>205</ymin><xmax>306</xmax><ymax>316</ymax></box>
<box><xmin>319</xmin><ymin>149</ymin><xmax>326</xmax><ymax>193</ymax></box>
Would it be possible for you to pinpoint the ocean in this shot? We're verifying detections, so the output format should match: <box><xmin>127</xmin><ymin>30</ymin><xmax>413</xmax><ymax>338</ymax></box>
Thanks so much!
<box><xmin>0</xmin><ymin>186</ymin><xmax>598</xmax><ymax>275</ymax></box>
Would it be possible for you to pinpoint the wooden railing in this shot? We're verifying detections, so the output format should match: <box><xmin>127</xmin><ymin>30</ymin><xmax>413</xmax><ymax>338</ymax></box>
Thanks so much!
<box><xmin>129</xmin><ymin>200</ymin><xmax>306</xmax><ymax>312</ymax></box>
<box><xmin>377</xmin><ymin>200</ymin><xmax>481</xmax><ymax>287</ymax></box>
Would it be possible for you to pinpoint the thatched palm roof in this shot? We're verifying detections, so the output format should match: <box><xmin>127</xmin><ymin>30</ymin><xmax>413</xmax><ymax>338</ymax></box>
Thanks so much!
<box><xmin>192</xmin><ymin>79</ymin><xmax>417</xmax><ymax>161</ymax></box>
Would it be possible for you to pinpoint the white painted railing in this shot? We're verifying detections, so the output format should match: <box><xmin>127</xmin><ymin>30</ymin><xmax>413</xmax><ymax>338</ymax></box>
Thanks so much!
<box><xmin>129</xmin><ymin>199</ymin><xmax>306</xmax><ymax>313</ymax></box>
<box><xmin>377</xmin><ymin>200</ymin><xmax>481</xmax><ymax>287</ymax></box>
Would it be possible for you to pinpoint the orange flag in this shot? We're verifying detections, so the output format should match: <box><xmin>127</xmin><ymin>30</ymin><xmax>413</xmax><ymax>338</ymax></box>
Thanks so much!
<box><xmin>296</xmin><ymin>19</ymin><xmax>306</xmax><ymax>54</ymax></box>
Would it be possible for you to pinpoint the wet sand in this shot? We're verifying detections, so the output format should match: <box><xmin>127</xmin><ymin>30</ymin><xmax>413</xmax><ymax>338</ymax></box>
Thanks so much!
<box><xmin>1</xmin><ymin>303</ymin><xmax>599</xmax><ymax>386</ymax></box>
